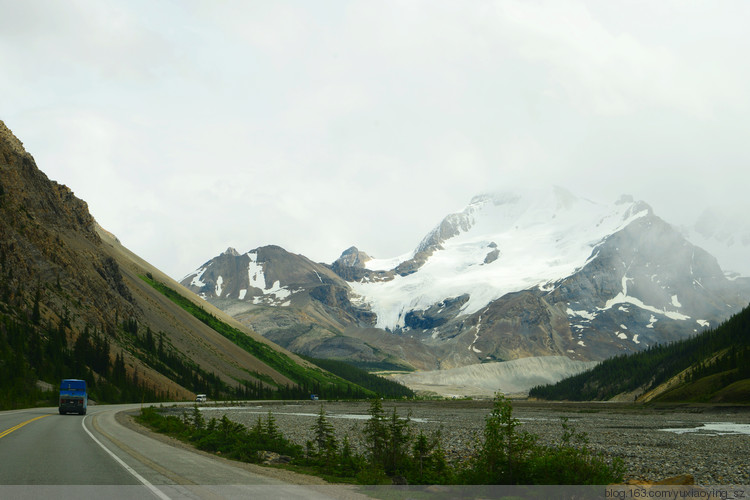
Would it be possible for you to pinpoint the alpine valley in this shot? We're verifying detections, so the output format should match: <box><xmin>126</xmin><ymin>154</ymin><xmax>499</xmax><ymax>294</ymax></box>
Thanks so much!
<box><xmin>1</xmin><ymin>120</ymin><xmax>404</xmax><ymax>408</ymax></box>
<box><xmin>181</xmin><ymin>187</ymin><xmax>750</xmax><ymax>397</ymax></box>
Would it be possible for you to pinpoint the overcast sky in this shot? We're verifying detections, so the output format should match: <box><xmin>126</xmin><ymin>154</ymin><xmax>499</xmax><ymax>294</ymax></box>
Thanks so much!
<box><xmin>2</xmin><ymin>1</ymin><xmax>749</xmax><ymax>279</ymax></box>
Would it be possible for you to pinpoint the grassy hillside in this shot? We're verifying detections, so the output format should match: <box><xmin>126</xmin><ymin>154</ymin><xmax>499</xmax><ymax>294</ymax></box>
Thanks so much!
<box><xmin>529</xmin><ymin>304</ymin><xmax>750</xmax><ymax>403</ymax></box>
<box><xmin>141</xmin><ymin>275</ymin><xmax>377</xmax><ymax>400</ymax></box>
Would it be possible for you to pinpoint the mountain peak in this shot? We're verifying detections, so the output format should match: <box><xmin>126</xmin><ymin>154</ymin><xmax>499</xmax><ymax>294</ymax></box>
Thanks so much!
<box><xmin>0</xmin><ymin>120</ymin><xmax>28</xmax><ymax>158</ymax></box>
<box><xmin>335</xmin><ymin>246</ymin><xmax>371</xmax><ymax>268</ymax></box>
<box><xmin>350</xmin><ymin>186</ymin><xmax>659</xmax><ymax>330</ymax></box>
<box><xmin>222</xmin><ymin>247</ymin><xmax>240</xmax><ymax>257</ymax></box>
<box><xmin>616</xmin><ymin>194</ymin><xmax>635</xmax><ymax>205</ymax></box>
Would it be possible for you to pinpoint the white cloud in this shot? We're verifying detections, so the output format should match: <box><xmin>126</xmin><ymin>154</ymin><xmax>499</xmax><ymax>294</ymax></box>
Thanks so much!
<box><xmin>2</xmin><ymin>0</ymin><xmax>749</xmax><ymax>278</ymax></box>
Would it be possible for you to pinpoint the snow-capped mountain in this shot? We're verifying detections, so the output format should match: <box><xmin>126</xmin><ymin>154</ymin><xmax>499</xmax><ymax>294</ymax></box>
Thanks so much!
<box><xmin>180</xmin><ymin>245</ymin><xmax>386</xmax><ymax>363</ymax></box>
<box><xmin>181</xmin><ymin>186</ymin><xmax>750</xmax><ymax>374</ymax></box>
<box><xmin>182</xmin><ymin>244</ymin><xmax>375</xmax><ymax>323</ymax></box>
<box><xmin>336</xmin><ymin>186</ymin><xmax>750</xmax><ymax>365</ymax></box>
<box><xmin>347</xmin><ymin>188</ymin><xmax>651</xmax><ymax>331</ymax></box>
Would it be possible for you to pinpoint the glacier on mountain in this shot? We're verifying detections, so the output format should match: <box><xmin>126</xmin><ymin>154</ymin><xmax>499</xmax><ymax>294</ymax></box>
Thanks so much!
<box><xmin>180</xmin><ymin>186</ymin><xmax>750</xmax><ymax>391</ymax></box>
<box><xmin>349</xmin><ymin>187</ymin><xmax>651</xmax><ymax>330</ymax></box>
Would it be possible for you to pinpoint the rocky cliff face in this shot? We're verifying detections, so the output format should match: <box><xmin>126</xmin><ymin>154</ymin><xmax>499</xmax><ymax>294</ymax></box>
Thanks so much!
<box><xmin>0</xmin><ymin>120</ymin><xmax>132</xmax><ymax>330</ymax></box>
<box><xmin>547</xmin><ymin>213</ymin><xmax>745</xmax><ymax>358</ymax></box>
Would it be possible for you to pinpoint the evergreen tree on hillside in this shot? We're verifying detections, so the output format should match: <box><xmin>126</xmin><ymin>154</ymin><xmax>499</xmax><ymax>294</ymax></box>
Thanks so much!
<box><xmin>530</xmin><ymin>304</ymin><xmax>750</xmax><ymax>401</ymax></box>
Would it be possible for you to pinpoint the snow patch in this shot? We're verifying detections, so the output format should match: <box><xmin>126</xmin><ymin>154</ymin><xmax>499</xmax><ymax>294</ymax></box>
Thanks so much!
<box><xmin>469</xmin><ymin>316</ymin><xmax>483</xmax><ymax>353</ymax></box>
<box><xmin>567</xmin><ymin>308</ymin><xmax>595</xmax><ymax>320</ymax></box>
<box><xmin>671</xmin><ymin>295</ymin><xmax>682</xmax><ymax>308</ymax></box>
<box><xmin>188</xmin><ymin>267</ymin><xmax>208</xmax><ymax>288</ymax></box>
<box><xmin>266</xmin><ymin>280</ymin><xmax>291</xmax><ymax>300</ymax></box>
<box><xmin>364</xmin><ymin>252</ymin><xmax>413</xmax><ymax>271</ymax></box>
<box><xmin>617</xmin><ymin>332</ymin><xmax>627</xmax><ymax>340</ymax></box>
<box><xmin>600</xmin><ymin>275</ymin><xmax>691</xmax><ymax>321</ymax></box>
<box><xmin>215</xmin><ymin>276</ymin><xmax>224</xmax><ymax>297</ymax></box>
<box><xmin>238</xmin><ymin>289</ymin><xmax>247</xmax><ymax>300</ymax></box>
<box><xmin>245</xmin><ymin>251</ymin><xmax>295</xmax><ymax>305</ymax></box>
<box><xmin>538</xmin><ymin>282</ymin><xmax>555</xmax><ymax>292</ymax></box>
<box><xmin>697</xmin><ymin>319</ymin><xmax>709</xmax><ymax>328</ymax></box>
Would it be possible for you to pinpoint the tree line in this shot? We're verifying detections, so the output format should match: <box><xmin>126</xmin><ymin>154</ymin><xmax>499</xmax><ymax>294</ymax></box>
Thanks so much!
<box><xmin>530</xmin><ymin>304</ymin><xmax>750</xmax><ymax>401</ymax></box>
<box><xmin>0</xmin><ymin>310</ymin><xmax>170</xmax><ymax>409</ymax></box>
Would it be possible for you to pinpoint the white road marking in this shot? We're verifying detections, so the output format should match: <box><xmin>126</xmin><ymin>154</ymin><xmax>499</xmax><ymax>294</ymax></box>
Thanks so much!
<box><xmin>82</xmin><ymin>415</ymin><xmax>170</xmax><ymax>500</ymax></box>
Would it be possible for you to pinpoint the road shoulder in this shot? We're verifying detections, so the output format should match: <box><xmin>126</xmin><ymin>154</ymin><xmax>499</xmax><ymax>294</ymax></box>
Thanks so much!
<box><xmin>114</xmin><ymin>408</ymin><xmax>332</xmax><ymax>486</ymax></box>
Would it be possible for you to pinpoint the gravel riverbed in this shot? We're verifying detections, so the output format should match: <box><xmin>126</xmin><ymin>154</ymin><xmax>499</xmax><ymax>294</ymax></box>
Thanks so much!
<box><xmin>188</xmin><ymin>400</ymin><xmax>750</xmax><ymax>486</ymax></box>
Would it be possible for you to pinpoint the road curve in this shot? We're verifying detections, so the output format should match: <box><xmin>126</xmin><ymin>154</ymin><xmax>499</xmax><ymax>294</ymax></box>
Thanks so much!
<box><xmin>0</xmin><ymin>403</ymin><xmax>361</xmax><ymax>499</ymax></box>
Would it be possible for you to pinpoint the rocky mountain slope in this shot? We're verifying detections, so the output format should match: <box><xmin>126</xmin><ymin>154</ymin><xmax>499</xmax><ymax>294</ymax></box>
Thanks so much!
<box><xmin>529</xmin><ymin>302</ymin><xmax>750</xmax><ymax>403</ymax></box>
<box><xmin>180</xmin><ymin>245</ymin><xmax>404</xmax><ymax>367</ymax></box>
<box><xmin>0</xmin><ymin>120</ymin><xmax>327</xmax><ymax>402</ymax></box>
<box><xmin>183</xmin><ymin>186</ymin><xmax>750</xmax><ymax>382</ymax></box>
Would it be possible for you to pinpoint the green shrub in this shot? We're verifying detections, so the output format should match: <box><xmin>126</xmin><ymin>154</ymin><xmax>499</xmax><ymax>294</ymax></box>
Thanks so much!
<box><xmin>355</xmin><ymin>466</ymin><xmax>391</xmax><ymax>485</ymax></box>
<box><xmin>530</xmin><ymin>417</ymin><xmax>625</xmax><ymax>484</ymax></box>
<box><xmin>461</xmin><ymin>394</ymin><xmax>624</xmax><ymax>485</ymax></box>
<box><xmin>362</xmin><ymin>399</ymin><xmax>413</xmax><ymax>476</ymax></box>
<box><xmin>137</xmin><ymin>406</ymin><xmax>302</xmax><ymax>463</ymax></box>
<box><xmin>463</xmin><ymin>394</ymin><xmax>537</xmax><ymax>484</ymax></box>
<box><xmin>410</xmin><ymin>430</ymin><xmax>450</xmax><ymax>484</ymax></box>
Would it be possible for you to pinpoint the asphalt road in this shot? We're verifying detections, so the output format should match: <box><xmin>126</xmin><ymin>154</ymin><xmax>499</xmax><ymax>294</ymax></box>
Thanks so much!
<box><xmin>0</xmin><ymin>403</ymin><xmax>355</xmax><ymax>499</ymax></box>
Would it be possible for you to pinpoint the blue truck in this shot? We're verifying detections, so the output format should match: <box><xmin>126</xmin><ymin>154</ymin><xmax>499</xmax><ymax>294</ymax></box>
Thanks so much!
<box><xmin>59</xmin><ymin>379</ymin><xmax>87</xmax><ymax>415</ymax></box>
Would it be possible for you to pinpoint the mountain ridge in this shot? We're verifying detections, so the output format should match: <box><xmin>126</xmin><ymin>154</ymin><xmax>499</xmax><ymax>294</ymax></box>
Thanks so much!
<box><xmin>181</xmin><ymin>185</ymin><xmax>750</xmax><ymax>388</ymax></box>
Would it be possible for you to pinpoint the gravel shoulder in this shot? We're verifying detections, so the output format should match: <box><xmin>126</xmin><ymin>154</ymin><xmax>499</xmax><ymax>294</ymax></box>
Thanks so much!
<box><xmin>186</xmin><ymin>400</ymin><xmax>750</xmax><ymax>486</ymax></box>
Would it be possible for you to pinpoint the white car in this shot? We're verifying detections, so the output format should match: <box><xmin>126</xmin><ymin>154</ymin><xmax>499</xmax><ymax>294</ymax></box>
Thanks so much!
<box><xmin>195</xmin><ymin>394</ymin><xmax>207</xmax><ymax>403</ymax></box>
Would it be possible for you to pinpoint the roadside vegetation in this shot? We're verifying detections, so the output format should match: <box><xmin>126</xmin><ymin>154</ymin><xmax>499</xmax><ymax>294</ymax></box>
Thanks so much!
<box><xmin>137</xmin><ymin>394</ymin><xmax>624</xmax><ymax>485</ymax></box>
<box><xmin>530</xmin><ymin>305</ymin><xmax>750</xmax><ymax>403</ymax></box>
